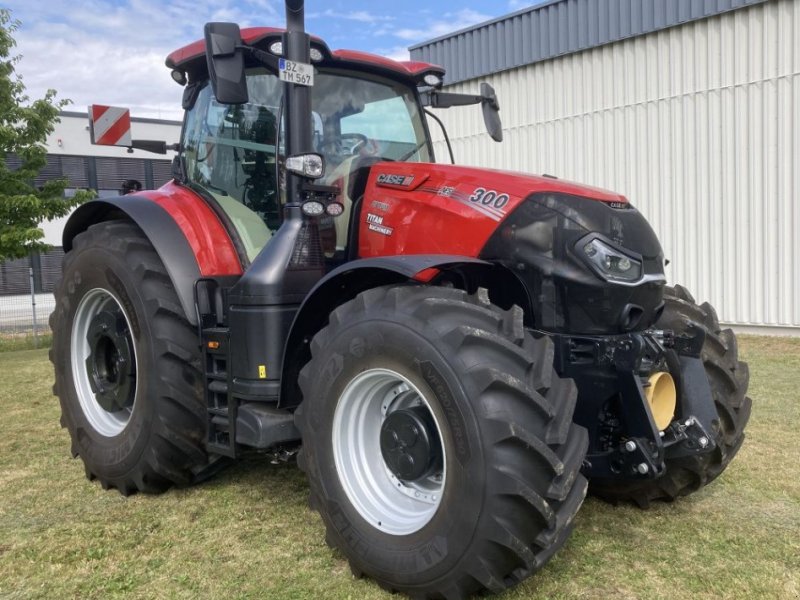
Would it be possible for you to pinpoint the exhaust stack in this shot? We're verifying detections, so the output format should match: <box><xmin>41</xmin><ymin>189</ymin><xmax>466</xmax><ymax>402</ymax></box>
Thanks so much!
<box><xmin>286</xmin><ymin>0</ymin><xmax>305</xmax><ymax>33</ymax></box>
<box><xmin>282</xmin><ymin>0</ymin><xmax>313</xmax><ymax>206</ymax></box>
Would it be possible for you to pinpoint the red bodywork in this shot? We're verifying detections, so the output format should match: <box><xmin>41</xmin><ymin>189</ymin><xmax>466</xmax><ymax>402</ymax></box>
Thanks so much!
<box><xmin>138</xmin><ymin>182</ymin><xmax>243</xmax><ymax>277</ymax></box>
<box><xmin>357</xmin><ymin>162</ymin><xmax>627</xmax><ymax>259</ymax></box>
<box><xmin>142</xmin><ymin>165</ymin><xmax>625</xmax><ymax>277</ymax></box>
<box><xmin>161</xmin><ymin>30</ymin><xmax>624</xmax><ymax>275</ymax></box>
<box><xmin>167</xmin><ymin>28</ymin><xmax>444</xmax><ymax>81</ymax></box>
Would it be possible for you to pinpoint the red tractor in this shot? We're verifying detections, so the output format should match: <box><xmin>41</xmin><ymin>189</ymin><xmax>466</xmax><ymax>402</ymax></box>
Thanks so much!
<box><xmin>50</xmin><ymin>2</ymin><xmax>751</xmax><ymax>597</ymax></box>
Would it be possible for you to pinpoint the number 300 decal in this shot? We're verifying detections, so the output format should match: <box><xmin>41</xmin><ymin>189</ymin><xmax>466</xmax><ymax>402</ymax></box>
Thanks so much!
<box><xmin>469</xmin><ymin>188</ymin><xmax>510</xmax><ymax>209</ymax></box>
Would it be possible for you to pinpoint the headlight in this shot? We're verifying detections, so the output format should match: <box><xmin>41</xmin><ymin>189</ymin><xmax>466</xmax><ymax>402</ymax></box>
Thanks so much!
<box><xmin>580</xmin><ymin>237</ymin><xmax>642</xmax><ymax>283</ymax></box>
<box><xmin>286</xmin><ymin>153</ymin><xmax>325</xmax><ymax>179</ymax></box>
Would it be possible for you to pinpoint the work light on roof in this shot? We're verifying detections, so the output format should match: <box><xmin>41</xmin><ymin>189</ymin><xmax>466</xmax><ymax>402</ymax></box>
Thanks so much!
<box><xmin>171</xmin><ymin>69</ymin><xmax>187</xmax><ymax>86</ymax></box>
<box><xmin>423</xmin><ymin>73</ymin><xmax>443</xmax><ymax>88</ymax></box>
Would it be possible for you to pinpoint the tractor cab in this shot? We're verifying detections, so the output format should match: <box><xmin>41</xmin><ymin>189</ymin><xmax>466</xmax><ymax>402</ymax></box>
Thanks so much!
<box><xmin>166</xmin><ymin>25</ymin><xmax>500</xmax><ymax>268</ymax></box>
<box><xmin>176</xmin><ymin>55</ymin><xmax>433</xmax><ymax>262</ymax></box>
<box><xmin>168</xmin><ymin>28</ymin><xmax>435</xmax><ymax>266</ymax></box>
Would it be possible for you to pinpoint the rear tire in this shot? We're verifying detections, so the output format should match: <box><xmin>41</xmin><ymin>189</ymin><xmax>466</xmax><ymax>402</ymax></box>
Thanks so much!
<box><xmin>296</xmin><ymin>285</ymin><xmax>588</xmax><ymax>598</ymax></box>
<box><xmin>50</xmin><ymin>220</ymin><xmax>209</xmax><ymax>494</ymax></box>
<box><xmin>590</xmin><ymin>285</ymin><xmax>752</xmax><ymax>507</ymax></box>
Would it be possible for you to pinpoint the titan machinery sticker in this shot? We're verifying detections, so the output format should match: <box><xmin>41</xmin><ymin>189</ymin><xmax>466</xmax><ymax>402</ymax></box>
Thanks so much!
<box><xmin>366</xmin><ymin>213</ymin><xmax>394</xmax><ymax>236</ymax></box>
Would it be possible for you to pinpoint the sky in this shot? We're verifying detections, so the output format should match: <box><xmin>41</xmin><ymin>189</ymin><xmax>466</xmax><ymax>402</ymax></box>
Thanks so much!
<box><xmin>5</xmin><ymin>0</ymin><xmax>539</xmax><ymax>121</ymax></box>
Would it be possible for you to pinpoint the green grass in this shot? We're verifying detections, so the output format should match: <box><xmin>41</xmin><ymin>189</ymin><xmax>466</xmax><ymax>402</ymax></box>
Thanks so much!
<box><xmin>0</xmin><ymin>332</ymin><xmax>51</xmax><ymax>353</ymax></box>
<box><xmin>0</xmin><ymin>337</ymin><xmax>798</xmax><ymax>599</ymax></box>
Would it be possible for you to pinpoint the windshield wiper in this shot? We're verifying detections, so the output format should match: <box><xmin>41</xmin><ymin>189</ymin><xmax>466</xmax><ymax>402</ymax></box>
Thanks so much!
<box><xmin>397</xmin><ymin>140</ymin><xmax>428</xmax><ymax>162</ymax></box>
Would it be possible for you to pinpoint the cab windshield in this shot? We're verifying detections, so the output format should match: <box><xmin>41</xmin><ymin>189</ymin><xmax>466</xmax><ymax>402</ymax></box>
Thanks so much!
<box><xmin>313</xmin><ymin>70</ymin><xmax>432</xmax><ymax>167</ymax></box>
<box><xmin>181</xmin><ymin>68</ymin><xmax>430</xmax><ymax>261</ymax></box>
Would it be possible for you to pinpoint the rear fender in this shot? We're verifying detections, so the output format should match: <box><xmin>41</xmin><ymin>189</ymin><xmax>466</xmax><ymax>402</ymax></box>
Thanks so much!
<box><xmin>63</xmin><ymin>194</ymin><xmax>241</xmax><ymax>325</ymax></box>
<box><xmin>278</xmin><ymin>255</ymin><xmax>494</xmax><ymax>409</ymax></box>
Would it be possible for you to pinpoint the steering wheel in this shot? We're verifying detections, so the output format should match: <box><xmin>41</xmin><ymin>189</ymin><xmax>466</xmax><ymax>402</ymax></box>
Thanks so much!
<box><xmin>339</xmin><ymin>132</ymin><xmax>369</xmax><ymax>155</ymax></box>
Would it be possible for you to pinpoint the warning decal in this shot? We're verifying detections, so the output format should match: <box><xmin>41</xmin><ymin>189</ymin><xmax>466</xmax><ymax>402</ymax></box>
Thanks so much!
<box><xmin>88</xmin><ymin>105</ymin><xmax>132</xmax><ymax>147</ymax></box>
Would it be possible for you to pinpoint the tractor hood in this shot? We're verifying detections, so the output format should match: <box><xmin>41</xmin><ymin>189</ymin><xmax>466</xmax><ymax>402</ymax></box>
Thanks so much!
<box><xmin>358</xmin><ymin>161</ymin><xmax>665</xmax><ymax>335</ymax></box>
<box><xmin>357</xmin><ymin>160</ymin><xmax>632</xmax><ymax>260</ymax></box>
<box><xmin>366</xmin><ymin>161</ymin><xmax>628</xmax><ymax>207</ymax></box>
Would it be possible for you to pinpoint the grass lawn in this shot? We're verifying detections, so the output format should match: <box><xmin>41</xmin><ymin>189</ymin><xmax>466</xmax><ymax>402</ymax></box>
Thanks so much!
<box><xmin>0</xmin><ymin>332</ymin><xmax>51</xmax><ymax>353</ymax></box>
<box><xmin>0</xmin><ymin>336</ymin><xmax>798</xmax><ymax>599</ymax></box>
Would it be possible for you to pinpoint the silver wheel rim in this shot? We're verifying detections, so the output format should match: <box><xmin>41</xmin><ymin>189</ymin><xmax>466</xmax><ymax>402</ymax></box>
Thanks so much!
<box><xmin>70</xmin><ymin>288</ymin><xmax>138</xmax><ymax>437</ymax></box>
<box><xmin>332</xmin><ymin>368</ymin><xmax>446</xmax><ymax>536</ymax></box>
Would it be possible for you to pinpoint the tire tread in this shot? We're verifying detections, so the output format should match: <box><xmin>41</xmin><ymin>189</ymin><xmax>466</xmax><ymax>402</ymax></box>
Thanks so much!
<box><xmin>590</xmin><ymin>284</ymin><xmax>751</xmax><ymax>507</ymax></box>
<box><xmin>296</xmin><ymin>285</ymin><xmax>587</xmax><ymax>598</ymax></box>
<box><xmin>50</xmin><ymin>220</ymin><xmax>209</xmax><ymax>495</ymax></box>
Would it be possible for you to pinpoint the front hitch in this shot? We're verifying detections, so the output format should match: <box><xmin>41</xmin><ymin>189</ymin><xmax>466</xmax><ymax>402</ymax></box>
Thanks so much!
<box><xmin>554</xmin><ymin>325</ymin><xmax>718</xmax><ymax>480</ymax></box>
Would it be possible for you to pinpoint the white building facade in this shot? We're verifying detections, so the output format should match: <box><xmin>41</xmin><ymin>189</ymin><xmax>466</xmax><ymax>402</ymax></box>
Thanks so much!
<box><xmin>39</xmin><ymin>111</ymin><xmax>181</xmax><ymax>245</ymax></box>
<box><xmin>0</xmin><ymin>111</ymin><xmax>180</xmax><ymax>301</ymax></box>
<box><xmin>412</xmin><ymin>0</ymin><xmax>799</xmax><ymax>334</ymax></box>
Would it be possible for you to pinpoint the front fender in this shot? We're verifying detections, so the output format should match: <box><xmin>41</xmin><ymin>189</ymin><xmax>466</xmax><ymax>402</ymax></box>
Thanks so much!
<box><xmin>278</xmin><ymin>255</ymin><xmax>489</xmax><ymax>408</ymax></box>
<box><xmin>63</xmin><ymin>189</ymin><xmax>241</xmax><ymax>325</ymax></box>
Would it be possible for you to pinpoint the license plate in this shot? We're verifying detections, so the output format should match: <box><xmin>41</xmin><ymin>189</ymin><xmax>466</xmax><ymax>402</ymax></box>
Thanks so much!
<box><xmin>278</xmin><ymin>58</ymin><xmax>314</xmax><ymax>86</ymax></box>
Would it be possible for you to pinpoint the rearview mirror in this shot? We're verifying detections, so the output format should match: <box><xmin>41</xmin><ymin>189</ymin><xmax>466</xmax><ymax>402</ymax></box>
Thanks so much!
<box><xmin>480</xmin><ymin>83</ymin><xmax>503</xmax><ymax>143</ymax></box>
<box><xmin>204</xmin><ymin>22</ymin><xmax>248</xmax><ymax>104</ymax></box>
<box><xmin>421</xmin><ymin>84</ymin><xmax>503</xmax><ymax>142</ymax></box>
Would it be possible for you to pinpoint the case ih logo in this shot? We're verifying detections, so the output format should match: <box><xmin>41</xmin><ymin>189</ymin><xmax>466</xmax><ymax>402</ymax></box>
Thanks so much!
<box><xmin>376</xmin><ymin>173</ymin><xmax>415</xmax><ymax>188</ymax></box>
<box><xmin>88</xmin><ymin>105</ymin><xmax>132</xmax><ymax>147</ymax></box>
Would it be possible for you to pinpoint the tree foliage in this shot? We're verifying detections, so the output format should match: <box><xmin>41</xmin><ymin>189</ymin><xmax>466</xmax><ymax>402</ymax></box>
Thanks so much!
<box><xmin>0</xmin><ymin>8</ymin><xmax>93</xmax><ymax>261</ymax></box>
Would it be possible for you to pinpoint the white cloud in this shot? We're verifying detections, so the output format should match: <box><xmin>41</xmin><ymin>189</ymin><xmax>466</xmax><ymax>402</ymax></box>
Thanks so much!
<box><xmin>393</xmin><ymin>9</ymin><xmax>492</xmax><ymax>43</ymax></box>
<box><xmin>309</xmin><ymin>9</ymin><xmax>394</xmax><ymax>24</ymax></box>
<box><xmin>6</xmin><ymin>0</ymin><xmax>281</xmax><ymax>120</ymax></box>
<box><xmin>508</xmin><ymin>0</ymin><xmax>537</xmax><ymax>10</ymax></box>
<box><xmin>3</xmin><ymin>1</ymin><xmax>502</xmax><ymax>120</ymax></box>
<box><xmin>378</xmin><ymin>46</ymin><xmax>411</xmax><ymax>62</ymax></box>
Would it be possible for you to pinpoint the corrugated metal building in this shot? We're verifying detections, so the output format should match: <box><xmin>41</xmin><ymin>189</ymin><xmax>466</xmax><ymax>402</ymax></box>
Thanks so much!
<box><xmin>411</xmin><ymin>0</ymin><xmax>799</xmax><ymax>334</ymax></box>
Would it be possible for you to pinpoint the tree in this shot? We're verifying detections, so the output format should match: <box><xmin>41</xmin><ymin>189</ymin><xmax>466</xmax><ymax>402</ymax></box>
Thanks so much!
<box><xmin>0</xmin><ymin>8</ymin><xmax>93</xmax><ymax>261</ymax></box>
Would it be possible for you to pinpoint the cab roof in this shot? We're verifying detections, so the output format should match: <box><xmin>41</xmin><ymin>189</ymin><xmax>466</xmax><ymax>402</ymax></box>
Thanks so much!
<box><xmin>166</xmin><ymin>27</ymin><xmax>445</xmax><ymax>83</ymax></box>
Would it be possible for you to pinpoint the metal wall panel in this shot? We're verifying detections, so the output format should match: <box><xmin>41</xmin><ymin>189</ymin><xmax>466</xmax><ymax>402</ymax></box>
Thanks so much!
<box><xmin>0</xmin><ymin>256</ymin><xmax>31</xmax><ymax>296</ymax></box>
<box><xmin>151</xmin><ymin>160</ymin><xmax>175</xmax><ymax>188</ymax></box>
<box><xmin>95</xmin><ymin>157</ymin><xmax>147</xmax><ymax>191</ymax></box>
<box><xmin>38</xmin><ymin>248</ymin><xmax>64</xmax><ymax>294</ymax></box>
<box><xmin>428</xmin><ymin>0</ymin><xmax>799</xmax><ymax>329</ymax></box>
<box><xmin>410</xmin><ymin>0</ymin><xmax>768</xmax><ymax>85</ymax></box>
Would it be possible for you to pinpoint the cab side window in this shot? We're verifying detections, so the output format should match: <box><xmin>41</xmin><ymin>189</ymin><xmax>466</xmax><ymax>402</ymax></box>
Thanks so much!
<box><xmin>182</xmin><ymin>70</ymin><xmax>282</xmax><ymax>261</ymax></box>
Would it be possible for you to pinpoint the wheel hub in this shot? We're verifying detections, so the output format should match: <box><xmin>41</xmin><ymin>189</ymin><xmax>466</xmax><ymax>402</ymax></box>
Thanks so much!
<box><xmin>84</xmin><ymin>308</ymin><xmax>135</xmax><ymax>413</ymax></box>
<box><xmin>332</xmin><ymin>368</ymin><xmax>447</xmax><ymax>535</ymax></box>
<box><xmin>380</xmin><ymin>406</ymin><xmax>442</xmax><ymax>482</ymax></box>
<box><xmin>71</xmin><ymin>288</ymin><xmax>139</xmax><ymax>437</ymax></box>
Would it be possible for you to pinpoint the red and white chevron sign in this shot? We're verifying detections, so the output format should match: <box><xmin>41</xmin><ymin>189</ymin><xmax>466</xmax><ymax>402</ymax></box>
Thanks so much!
<box><xmin>88</xmin><ymin>105</ymin><xmax>132</xmax><ymax>147</ymax></box>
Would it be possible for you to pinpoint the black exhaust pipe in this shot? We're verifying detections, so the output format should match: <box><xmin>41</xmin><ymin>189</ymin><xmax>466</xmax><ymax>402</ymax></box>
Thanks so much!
<box><xmin>285</xmin><ymin>0</ymin><xmax>305</xmax><ymax>32</ymax></box>
<box><xmin>283</xmin><ymin>0</ymin><xmax>313</xmax><ymax>187</ymax></box>
<box><xmin>226</xmin><ymin>0</ymin><xmax>323</xmax><ymax>404</ymax></box>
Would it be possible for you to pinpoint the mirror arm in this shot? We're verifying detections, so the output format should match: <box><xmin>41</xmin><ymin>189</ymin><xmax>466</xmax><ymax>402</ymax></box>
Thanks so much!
<box><xmin>423</xmin><ymin>91</ymin><xmax>484</xmax><ymax>109</ymax></box>
<box><xmin>483</xmin><ymin>97</ymin><xmax>500</xmax><ymax>111</ymax></box>
<box><xmin>125</xmin><ymin>140</ymin><xmax>181</xmax><ymax>155</ymax></box>
<box><xmin>238</xmin><ymin>44</ymin><xmax>281</xmax><ymax>73</ymax></box>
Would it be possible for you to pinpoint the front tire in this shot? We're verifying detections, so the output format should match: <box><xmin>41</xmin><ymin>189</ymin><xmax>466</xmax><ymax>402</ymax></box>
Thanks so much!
<box><xmin>50</xmin><ymin>220</ymin><xmax>209</xmax><ymax>494</ymax></box>
<box><xmin>296</xmin><ymin>285</ymin><xmax>588</xmax><ymax>598</ymax></box>
<box><xmin>590</xmin><ymin>285</ymin><xmax>752</xmax><ymax>507</ymax></box>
